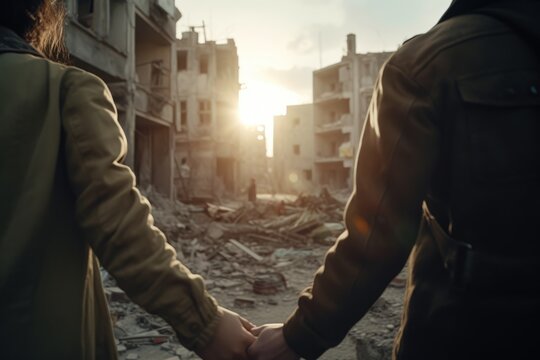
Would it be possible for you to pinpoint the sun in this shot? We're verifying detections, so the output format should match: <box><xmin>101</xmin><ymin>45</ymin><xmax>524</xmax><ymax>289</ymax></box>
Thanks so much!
<box><xmin>239</xmin><ymin>80</ymin><xmax>303</xmax><ymax>156</ymax></box>
<box><xmin>239</xmin><ymin>80</ymin><xmax>301</xmax><ymax>126</ymax></box>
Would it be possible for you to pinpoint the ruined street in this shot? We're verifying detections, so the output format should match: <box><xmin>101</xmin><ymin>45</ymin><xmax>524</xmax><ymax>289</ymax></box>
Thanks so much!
<box><xmin>104</xmin><ymin>188</ymin><xmax>407</xmax><ymax>360</ymax></box>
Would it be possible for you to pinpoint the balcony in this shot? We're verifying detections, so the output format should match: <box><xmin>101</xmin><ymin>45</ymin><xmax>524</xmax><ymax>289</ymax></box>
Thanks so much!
<box><xmin>315</xmin><ymin>141</ymin><xmax>354</xmax><ymax>164</ymax></box>
<box><xmin>191</xmin><ymin>125</ymin><xmax>213</xmax><ymax>139</ymax></box>
<box><xmin>314</xmin><ymin>80</ymin><xmax>353</xmax><ymax>103</ymax></box>
<box><xmin>316</xmin><ymin>114</ymin><xmax>353</xmax><ymax>134</ymax></box>
<box><xmin>135</xmin><ymin>61</ymin><xmax>174</xmax><ymax>124</ymax></box>
<box><xmin>135</xmin><ymin>86</ymin><xmax>174</xmax><ymax>124</ymax></box>
<box><xmin>315</xmin><ymin>156</ymin><xmax>343</xmax><ymax>164</ymax></box>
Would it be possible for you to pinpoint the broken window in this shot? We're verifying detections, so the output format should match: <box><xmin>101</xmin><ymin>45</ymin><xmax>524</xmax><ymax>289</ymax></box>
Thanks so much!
<box><xmin>199</xmin><ymin>100</ymin><xmax>211</xmax><ymax>126</ymax></box>
<box><xmin>331</xmin><ymin>141</ymin><xmax>338</xmax><ymax>157</ymax></box>
<box><xmin>178</xmin><ymin>51</ymin><xmax>188</xmax><ymax>71</ymax></box>
<box><xmin>303</xmin><ymin>170</ymin><xmax>313</xmax><ymax>181</ymax></box>
<box><xmin>78</xmin><ymin>0</ymin><xmax>94</xmax><ymax>28</ymax></box>
<box><xmin>293</xmin><ymin>144</ymin><xmax>301</xmax><ymax>155</ymax></box>
<box><xmin>180</xmin><ymin>101</ymin><xmax>188</xmax><ymax>129</ymax></box>
<box><xmin>199</xmin><ymin>55</ymin><xmax>209</xmax><ymax>74</ymax></box>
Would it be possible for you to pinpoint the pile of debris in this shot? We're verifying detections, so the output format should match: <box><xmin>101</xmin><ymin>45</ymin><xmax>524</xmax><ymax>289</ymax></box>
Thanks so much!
<box><xmin>205</xmin><ymin>189</ymin><xmax>346</xmax><ymax>246</ymax></box>
<box><xmin>103</xmin><ymin>187</ymin><xmax>405</xmax><ymax>359</ymax></box>
<box><xmin>102</xmin><ymin>188</ymin><xmax>350</xmax><ymax>358</ymax></box>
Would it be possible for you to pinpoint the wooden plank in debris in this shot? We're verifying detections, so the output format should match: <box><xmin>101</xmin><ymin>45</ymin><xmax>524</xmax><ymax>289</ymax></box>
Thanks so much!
<box><xmin>290</xmin><ymin>219</ymin><xmax>323</xmax><ymax>235</ymax></box>
<box><xmin>282</xmin><ymin>232</ymin><xmax>309</xmax><ymax>243</ymax></box>
<box><xmin>207</xmin><ymin>203</ymin><xmax>236</xmax><ymax>212</ymax></box>
<box><xmin>247</xmin><ymin>233</ymin><xmax>283</xmax><ymax>244</ymax></box>
<box><xmin>229</xmin><ymin>239</ymin><xmax>263</xmax><ymax>262</ymax></box>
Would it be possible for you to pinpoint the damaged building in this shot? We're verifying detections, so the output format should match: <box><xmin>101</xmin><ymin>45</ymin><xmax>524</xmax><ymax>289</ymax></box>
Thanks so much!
<box><xmin>64</xmin><ymin>0</ymin><xmax>180</xmax><ymax>198</ymax></box>
<box><xmin>313</xmin><ymin>34</ymin><xmax>392</xmax><ymax>189</ymax></box>
<box><xmin>273</xmin><ymin>104</ymin><xmax>315</xmax><ymax>194</ymax></box>
<box><xmin>175</xmin><ymin>30</ymin><xmax>241</xmax><ymax>200</ymax></box>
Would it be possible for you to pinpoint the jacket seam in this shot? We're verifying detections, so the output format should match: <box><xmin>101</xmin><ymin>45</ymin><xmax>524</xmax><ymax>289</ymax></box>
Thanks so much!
<box><xmin>385</xmin><ymin>63</ymin><xmax>437</xmax><ymax>109</ymax></box>
<box><xmin>408</xmin><ymin>29</ymin><xmax>509</xmax><ymax>78</ymax></box>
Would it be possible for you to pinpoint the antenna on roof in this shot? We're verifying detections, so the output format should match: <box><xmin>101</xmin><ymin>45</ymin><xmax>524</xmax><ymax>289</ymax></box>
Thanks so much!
<box><xmin>189</xmin><ymin>22</ymin><xmax>208</xmax><ymax>42</ymax></box>
<box><xmin>318</xmin><ymin>31</ymin><xmax>323</xmax><ymax>68</ymax></box>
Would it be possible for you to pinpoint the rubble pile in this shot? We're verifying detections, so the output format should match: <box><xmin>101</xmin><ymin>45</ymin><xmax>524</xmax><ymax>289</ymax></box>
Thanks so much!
<box><xmin>104</xmin><ymin>188</ymin><xmax>404</xmax><ymax>360</ymax></box>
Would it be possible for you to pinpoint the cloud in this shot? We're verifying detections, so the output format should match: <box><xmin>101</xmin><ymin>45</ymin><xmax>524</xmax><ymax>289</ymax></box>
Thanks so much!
<box><xmin>287</xmin><ymin>33</ymin><xmax>317</xmax><ymax>54</ymax></box>
<box><xmin>286</xmin><ymin>22</ymin><xmax>348</xmax><ymax>58</ymax></box>
<box><xmin>258</xmin><ymin>66</ymin><xmax>314</xmax><ymax>99</ymax></box>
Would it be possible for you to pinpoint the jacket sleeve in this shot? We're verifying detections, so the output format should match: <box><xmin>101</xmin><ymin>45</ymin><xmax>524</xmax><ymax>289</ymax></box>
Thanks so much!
<box><xmin>60</xmin><ymin>68</ymin><xmax>220</xmax><ymax>351</ymax></box>
<box><xmin>282</xmin><ymin>62</ymin><xmax>441</xmax><ymax>359</ymax></box>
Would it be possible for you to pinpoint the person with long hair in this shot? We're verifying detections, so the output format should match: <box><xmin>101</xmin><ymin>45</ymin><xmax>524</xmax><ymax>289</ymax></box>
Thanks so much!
<box><xmin>0</xmin><ymin>1</ymin><xmax>255</xmax><ymax>359</ymax></box>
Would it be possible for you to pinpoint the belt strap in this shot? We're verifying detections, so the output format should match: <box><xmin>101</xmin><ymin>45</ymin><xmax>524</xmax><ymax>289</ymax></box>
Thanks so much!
<box><xmin>422</xmin><ymin>202</ymin><xmax>540</xmax><ymax>291</ymax></box>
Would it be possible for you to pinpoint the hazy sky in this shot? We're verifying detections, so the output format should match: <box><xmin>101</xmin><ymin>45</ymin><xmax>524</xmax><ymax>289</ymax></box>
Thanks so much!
<box><xmin>174</xmin><ymin>0</ymin><xmax>452</xmax><ymax>153</ymax></box>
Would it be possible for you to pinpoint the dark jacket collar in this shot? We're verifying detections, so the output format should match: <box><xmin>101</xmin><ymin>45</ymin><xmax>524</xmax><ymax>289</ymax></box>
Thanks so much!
<box><xmin>0</xmin><ymin>26</ymin><xmax>42</xmax><ymax>57</ymax></box>
<box><xmin>439</xmin><ymin>0</ymin><xmax>540</xmax><ymax>22</ymax></box>
<box><xmin>438</xmin><ymin>1</ymin><xmax>540</xmax><ymax>53</ymax></box>
<box><xmin>439</xmin><ymin>0</ymin><xmax>499</xmax><ymax>22</ymax></box>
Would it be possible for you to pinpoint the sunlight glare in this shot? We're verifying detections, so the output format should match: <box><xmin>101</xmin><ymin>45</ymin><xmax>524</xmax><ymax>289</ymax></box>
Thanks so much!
<box><xmin>240</xmin><ymin>80</ymin><xmax>301</xmax><ymax>126</ymax></box>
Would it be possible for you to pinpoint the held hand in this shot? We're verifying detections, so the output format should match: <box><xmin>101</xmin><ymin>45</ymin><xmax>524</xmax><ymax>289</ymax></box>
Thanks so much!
<box><xmin>197</xmin><ymin>307</ymin><xmax>256</xmax><ymax>360</ymax></box>
<box><xmin>247</xmin><ymin>324</ymin><xmax>300</xmax><ymax>360</ymax></box>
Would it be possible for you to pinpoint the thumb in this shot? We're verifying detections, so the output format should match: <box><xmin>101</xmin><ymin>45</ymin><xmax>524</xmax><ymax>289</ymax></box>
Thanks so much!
<box><xmin>250</xmin><ymin>325</ymin><xmax>266</xmax><ymax>336</ymax></box>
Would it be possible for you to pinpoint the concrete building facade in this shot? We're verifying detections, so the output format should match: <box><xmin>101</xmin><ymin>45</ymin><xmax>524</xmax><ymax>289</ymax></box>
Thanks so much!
<box><xmin>313</xmin><ymin>34</ymin><xmax>392</xmax><ymax>189</ymax></box>
<box><xmin>273</xmin><ymin>104</ymin><xmax>315</xmax><ymax>194</ymax></box>
<box><xmin>175</xmin><ymin>30</ymin><xmax>241</xmax><ymax>200</ymax></box>
<box><xmin>64</xmin><ymin>0</ymin><xmax>180</xmax><ymax>198</ymax></box>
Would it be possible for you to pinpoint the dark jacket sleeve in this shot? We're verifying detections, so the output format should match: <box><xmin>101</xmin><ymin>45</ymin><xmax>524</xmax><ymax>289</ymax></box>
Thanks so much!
<box><xmin>283</xmin><ymin>62</ymin><xmax>441</xmax><ymax>359</ymax></box>
<box><xmin>60</xmin><ymin>68</ymin><xmax>221</xmax><ymax>351</ymax></box>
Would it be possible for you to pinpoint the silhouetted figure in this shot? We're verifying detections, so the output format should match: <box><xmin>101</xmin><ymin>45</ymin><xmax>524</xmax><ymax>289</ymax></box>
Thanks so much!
<box><xmin>179</xmin><ymin>157</ymin><xmax>191</xmax><ymax>201</ymax></box>
<box><xmin>248</xmin><ymin>1</ymin><xmax>540</xmax><ymax>359</ymax></box>
<box><xmin>248</xmin><ymin>178</ymin><xmax>257</xmax><ymax>203</ymax></box>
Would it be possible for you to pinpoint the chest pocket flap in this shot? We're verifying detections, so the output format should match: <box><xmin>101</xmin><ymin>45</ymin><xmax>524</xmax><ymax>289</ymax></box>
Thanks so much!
<box><xmin>458</xmin><ymin>70</ymin><xmax>540</xmax><ymax>107</ymax></box>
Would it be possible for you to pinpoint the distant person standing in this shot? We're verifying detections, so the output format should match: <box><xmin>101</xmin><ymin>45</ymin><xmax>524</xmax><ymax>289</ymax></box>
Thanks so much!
<box><xmin>180</xmin><ymin>157</ymin><xmax>191</xmax><ymax>201</ymax></box>
<box><xmin>248</xmin><ymin>178</ymin><xmax>257</xmax><ymax>203</ymax></box>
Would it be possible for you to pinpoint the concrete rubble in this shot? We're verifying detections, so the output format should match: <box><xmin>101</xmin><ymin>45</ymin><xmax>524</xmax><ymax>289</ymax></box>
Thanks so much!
<box><xmin>103</xmin><ymin>187</ymin><xmax>406</xmax><ymax>360</ymax></box>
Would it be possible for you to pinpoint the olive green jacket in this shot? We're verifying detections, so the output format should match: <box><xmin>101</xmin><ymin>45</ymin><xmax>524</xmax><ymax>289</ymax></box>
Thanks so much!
<box><xmin>0</xmin><ymin>38</ymin><xmax>220</xmax><ymax>359</ymax></box>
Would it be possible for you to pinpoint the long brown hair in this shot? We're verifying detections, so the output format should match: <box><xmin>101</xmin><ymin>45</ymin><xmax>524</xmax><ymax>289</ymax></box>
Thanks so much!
<box><xmin>0</xmin><ymin>0</ymin><xmax>67</xmax><ymax>62</ymax></box>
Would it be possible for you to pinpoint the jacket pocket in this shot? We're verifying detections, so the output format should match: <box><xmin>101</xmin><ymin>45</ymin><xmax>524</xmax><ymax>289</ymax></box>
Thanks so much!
<box><xmin>457</xmin><ymin>70</ymin><xmax>540</xmax><ymax>183</ymax></box>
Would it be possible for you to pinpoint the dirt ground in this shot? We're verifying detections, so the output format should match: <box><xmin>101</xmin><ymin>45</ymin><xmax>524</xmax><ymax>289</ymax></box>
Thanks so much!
<box><xmin>108</xmin><ymin>189</ymin><xmax>406</xmax><ymax>360</ymax></box>
<box><xmin>110</xmin><ymin>244</ymin><xmax>405</xmax><ymax>360</ymax></box>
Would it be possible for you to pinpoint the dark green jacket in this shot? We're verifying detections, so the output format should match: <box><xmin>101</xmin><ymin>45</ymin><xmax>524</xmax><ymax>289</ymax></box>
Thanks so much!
<box><xmin>0</xmin><ymin>28</ymin><xmax>220</xmax><ymax>359</ymax></box>
<box><xmin>283</xmin><ymin>2</ymin><xmax>540</xmax><ymax>359</ymax></box>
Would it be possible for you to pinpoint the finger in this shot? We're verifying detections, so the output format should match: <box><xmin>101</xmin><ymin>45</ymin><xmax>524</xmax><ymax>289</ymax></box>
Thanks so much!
<box><xmin>242</xmin><ymin>327</ymin><xmax>257</xmax><ymax>344</ymax></box>
<box><xmin>239</xmin><ymin>316</ymin><xmax>256</xmax><ymax>331</ymax></box>
<box><xmin>250</xmin><ymin>325</ymin><xmax>266</xmax><ymax>336</ymax></box>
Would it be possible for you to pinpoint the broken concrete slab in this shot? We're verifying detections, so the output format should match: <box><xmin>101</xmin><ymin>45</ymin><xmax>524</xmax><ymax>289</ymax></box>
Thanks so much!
<box><xmin>229</xmin><ymin>239</ymin><xmax>263</xmax><ymax>262</ymax></box>
<box><xmin>234</xmin><ymin>297</ymin><xmax>256</xmax><ymax>308</ymax></box>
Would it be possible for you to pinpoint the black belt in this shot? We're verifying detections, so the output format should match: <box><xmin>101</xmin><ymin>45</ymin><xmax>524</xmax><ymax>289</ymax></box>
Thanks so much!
<box><xmin>422</xmin><ymin>202</ymin><xmax>540</xmax><ymax>292</ymax></box>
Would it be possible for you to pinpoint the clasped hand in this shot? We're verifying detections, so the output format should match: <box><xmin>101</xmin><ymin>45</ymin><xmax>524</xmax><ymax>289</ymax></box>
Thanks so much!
<box><xmin>196</xmin><ymin>307</ymin><xmax>299</xmax><ymax>360</ymax></box>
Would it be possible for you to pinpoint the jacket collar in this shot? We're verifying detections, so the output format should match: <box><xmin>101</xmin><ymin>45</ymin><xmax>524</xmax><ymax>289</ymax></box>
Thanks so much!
<box><xmin>0</xmin><ymin>26</ymin><xmax>42</xmax><ymax>57</ymax></box>
<box><xmin>439</xmin><ymin>0</ymin><xmax>540</xmax><ymax>23</ymax></box>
